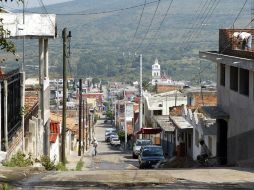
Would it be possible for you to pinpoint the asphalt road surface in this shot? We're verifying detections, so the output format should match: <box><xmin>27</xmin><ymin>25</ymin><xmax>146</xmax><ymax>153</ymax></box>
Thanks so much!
<box><xmin>11</xmin><ymin>117</ymin><xmax>254</xmax><ymax>189</ymax></box>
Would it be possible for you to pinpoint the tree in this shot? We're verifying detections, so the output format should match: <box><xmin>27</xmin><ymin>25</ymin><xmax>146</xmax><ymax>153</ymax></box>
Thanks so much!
<box><xmin>92</xmin><ymin>77</ymin><xmax>100</xmax><ymax>87</ymax></box>
<box><xmin>0</xmin><ymin>0</ymin><xmax>23</xmax><ymax>62</ymax></box>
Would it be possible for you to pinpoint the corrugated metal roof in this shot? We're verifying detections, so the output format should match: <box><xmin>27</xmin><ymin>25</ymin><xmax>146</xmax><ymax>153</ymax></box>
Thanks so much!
<box><xmin>171</xmin><ymin>116</ymin><xmax>193</xmax><ymax>129</ymax></box>
<box><xmin>153</xmin><ymin>116</ymin><xmax>175</xmax><ymax>132</ymax></box>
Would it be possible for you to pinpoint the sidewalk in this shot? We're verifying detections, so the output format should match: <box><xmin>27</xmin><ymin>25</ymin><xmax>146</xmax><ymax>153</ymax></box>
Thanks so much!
<box><xmin>66</xmin><ymin>146</ymin><xmax>94</xmax><ymax>171</ymax></box>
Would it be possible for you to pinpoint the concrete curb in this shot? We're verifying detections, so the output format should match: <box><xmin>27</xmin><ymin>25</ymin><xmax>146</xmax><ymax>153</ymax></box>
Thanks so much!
<box><xmin>0</xmin><ymin>166</ymin><xmax>45</xmax><ymax>183</ymax></box>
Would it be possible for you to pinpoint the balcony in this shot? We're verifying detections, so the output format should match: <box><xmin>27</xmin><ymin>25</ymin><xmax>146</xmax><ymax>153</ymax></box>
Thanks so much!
<box><xmin>219</xmin><ymin>29</ymin><xmax>254</xmax><ymax>59</ymax></box>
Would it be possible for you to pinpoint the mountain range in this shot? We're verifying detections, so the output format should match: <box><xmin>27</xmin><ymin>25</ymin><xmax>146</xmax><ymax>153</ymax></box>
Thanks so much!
<box><xmin>4</xmin><ymin>0</ymin><xmax>252</xmax><ymax>83</ymax></box>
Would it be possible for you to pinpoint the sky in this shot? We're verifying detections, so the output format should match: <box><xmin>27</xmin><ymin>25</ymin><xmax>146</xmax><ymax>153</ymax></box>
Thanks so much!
<box><xmin>0</xmin><ymin>0</ymin><xmax>73</xmax><ymax>10</ymax></box>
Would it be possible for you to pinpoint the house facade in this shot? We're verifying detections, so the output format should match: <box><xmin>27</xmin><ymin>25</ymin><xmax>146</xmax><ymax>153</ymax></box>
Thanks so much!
<box><xmin>200</xmin><ymin>29</ymin><xmax>254</xmax><ymax>166</ymax></box>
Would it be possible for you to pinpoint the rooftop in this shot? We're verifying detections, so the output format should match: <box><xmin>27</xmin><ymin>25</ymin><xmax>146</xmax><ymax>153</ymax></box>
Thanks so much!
<box><xmin>153</xmin><ymin>115</ymin><xmax>175</xmax><ymax>132</ymax></box>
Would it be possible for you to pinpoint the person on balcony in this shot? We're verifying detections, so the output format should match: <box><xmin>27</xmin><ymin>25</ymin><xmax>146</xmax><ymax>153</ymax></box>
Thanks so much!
<box><xmin>233</xmin><ymin>32</ymin><xmax>252</xmax><ymax>50</ymax></box>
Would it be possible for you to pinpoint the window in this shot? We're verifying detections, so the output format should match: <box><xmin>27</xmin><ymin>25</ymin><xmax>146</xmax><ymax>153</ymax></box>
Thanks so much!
<box><xmin>195</xmin><ymin>129</ymin><xmax>199</xmax><ymax>147</ymax></box>
<box><xmin>239</xmin><ymin>68</ymin><xmax>249</xmax><ymax>96</ymax></box>
<box><xmin>153</xmin><ymin>110</ymin><xmax>162</xmax><ymax>115</ymax></box>
<box><xmin>230</xmin><ymin>66</ymin><xmax>238</xmax><ymax>92</ymax></box>
<box><xmin>220</xmin><ymin>64</ymin><xmax>225</xmax><ymax>86</ymax></box>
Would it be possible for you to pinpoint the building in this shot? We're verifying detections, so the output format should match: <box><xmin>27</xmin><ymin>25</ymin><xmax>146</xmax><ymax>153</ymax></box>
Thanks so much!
<box><xmin>1</xmin><ymin>11</ymin><xmax>57</xmax><ymax>159</ymax></box>
<box><xmin>200</xmin><ymin>28</ymin><xmax>254</xmax><ymax>166</ymax></box>
<box><xmin>0</xmin><ymin>70</ymin><xmax>24</xmax><ymax>161</ymax></box>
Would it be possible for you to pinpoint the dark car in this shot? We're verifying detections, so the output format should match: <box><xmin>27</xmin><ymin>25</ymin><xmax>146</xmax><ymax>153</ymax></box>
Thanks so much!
<box><xmin>132</xmin><ymin>139</ymin><xmax>152</xmax><ymax>158</ymax></box>
<box><xmin>138</xmin><ymin>145</ymin><xmax>165</xmax><ymax>169</ymax></box>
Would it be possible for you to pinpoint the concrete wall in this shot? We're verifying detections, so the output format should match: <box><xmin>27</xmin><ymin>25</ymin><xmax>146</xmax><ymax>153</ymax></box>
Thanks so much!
<box><xmin>218</xmin><ymin>59</ymin><xmax>254</xmax><ymax>165</ymax></box>
<box><xmin>50</xmin><ymin>137</ymin><xmax>60</xmax><ymax>163</ymax></box>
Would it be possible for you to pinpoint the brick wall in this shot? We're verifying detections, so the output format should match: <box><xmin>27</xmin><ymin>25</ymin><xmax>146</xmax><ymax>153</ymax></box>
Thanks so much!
<box><xmin>219</xmin><ymin>29</ymin><xmax>254</xmax><ymax>59</ymax></box>
<box><xmin>156</xmin><ymin>84</ymin><xmax>182</xmax><ymax>93</ymax></box>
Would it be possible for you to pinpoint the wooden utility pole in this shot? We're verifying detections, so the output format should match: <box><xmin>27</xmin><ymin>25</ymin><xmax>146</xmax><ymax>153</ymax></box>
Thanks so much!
<box><xmin>82</xmin><ymin>99</ymin><xmax>85</xmax><ymax>155</ymax></box>
<box><xmin>86</xmin><ymin>99</ymin><xmax>88</xmax><ymax>151</ymax></box>
<box><xmin>78</xmin><ymin>79</ymin><xmax>82</xmax><ymax>156</ymax></box>
<box><xmin>61</xmin><ymin>28</ymin><xmax>71</xmax><ymax>163</ymax></box>
<box><xmin>88</xmin><ymin>114</ymin><xmax>91</xmax><ymax>145</ymax></box>
<box><xmin>61</xmin><ymin>28</ymin><xmax>67</xmax><ymax>163</ymax></box>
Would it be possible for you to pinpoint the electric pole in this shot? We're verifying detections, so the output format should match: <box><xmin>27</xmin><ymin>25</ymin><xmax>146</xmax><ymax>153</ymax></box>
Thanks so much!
<box><xmin>139</xmin><ymin>54</ymin><xmax>143</xmax><ymax>136</ymax></box>
<box><xmin>86</xmin><ymin>99</ymin><xmax>88</xmax><ymax>151</ymax></box>
<box><xmin>61</xmin><ymin>28</ymin><xmax>71</xmax><ymax>164</ymax></box>
<box><xmin>61</xmin><ymin>28</ymin><xmax>67</xmax><ymax>163</ymax></box>
<box><xmin>82</xmin><ymin>99</ymin><xmax>85</xmax><ymax>155</ymax></box>
<box><xmin>78</xmin><ymin>78</ymin><xmax>82</xmax><ymax>156</ymax></box>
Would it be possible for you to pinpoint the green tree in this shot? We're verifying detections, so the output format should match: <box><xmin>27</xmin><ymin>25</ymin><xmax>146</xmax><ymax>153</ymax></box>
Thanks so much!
<box><xmin>92</xmin><ymin>77</ymin><xmax>100</xmax><ymax>87</ymax></box>
<box><xmin>0</xmin><ymin>0</ymin><xmax>23</xmax><ymax>62</ymax></box>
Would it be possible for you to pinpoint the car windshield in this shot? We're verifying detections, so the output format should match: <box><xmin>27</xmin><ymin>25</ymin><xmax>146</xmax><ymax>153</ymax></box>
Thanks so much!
<box><xmin>136</xmin><ymin>140</ymin><xmax>151</xmax><ymax>146</ymax></box>
<box><xmin>142</xmin><ymin>147</ymin><xmax>163</xmax><ymax>157</ymax></box>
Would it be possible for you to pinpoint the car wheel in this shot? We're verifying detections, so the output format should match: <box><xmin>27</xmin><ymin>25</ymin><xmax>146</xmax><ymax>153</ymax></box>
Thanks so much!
<box><xmin>132</xmin><ymin>153</ymin><xmax>137</xmax><ymax>159</ymax></box>
<box><xmin>139</xmin><ymin>164</ymin><xmax>143</xmax><ymax>169</ymax></box>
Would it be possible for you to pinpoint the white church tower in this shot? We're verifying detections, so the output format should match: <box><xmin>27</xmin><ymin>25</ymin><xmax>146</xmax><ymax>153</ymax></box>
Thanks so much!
<box><xmin>152</xmin><ymin>58</ymin><xmax>161</xmax><ymax>85</ymax></box>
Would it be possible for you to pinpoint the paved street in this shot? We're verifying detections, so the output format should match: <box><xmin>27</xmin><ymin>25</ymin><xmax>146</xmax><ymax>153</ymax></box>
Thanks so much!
<box><xmin>5</xmin><ymin>117</ymin><xmax>254</xmax><ymax>189</ymax></box>
<box><xmin>90</xmin><ymin>118</ymin><xmax>138</xmax><ymax>170</ymax></box>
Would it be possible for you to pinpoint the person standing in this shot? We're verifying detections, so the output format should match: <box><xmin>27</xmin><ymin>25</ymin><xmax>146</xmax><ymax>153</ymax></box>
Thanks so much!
<box><xmin>197</xmin><ymin>139</ymin><xmax>211</xmax><ymax>162</ymax></box>
<box><xmin>93</xmin><ymin>138</ymin><xmax>98</xmax><ymax>156</ymax></box>
<box><xmin>233</xmin><ymin>32</ymin><xmax>252</xmax><ymax>50</ymax></box>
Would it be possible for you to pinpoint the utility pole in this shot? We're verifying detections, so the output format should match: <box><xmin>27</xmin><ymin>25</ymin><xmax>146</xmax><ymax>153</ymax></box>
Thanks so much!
<box><xmin>88</xmin><ymin>114</ymin><xmax>91</xmax><ymax>145</ymax></box>
<box><xmin>86</xmin><ymin>99</ymin><xmax>88</xmax><ymax>151</ymax></box>
<box><xmin>139</xmin><ymin>54</ymin><xmax>143</xmax><ymax>137</ymax></box>
<box><xmin>82</xmin><ymin>100</ymin><xmax>85</xmax><ymax>155</ymax></box>
<box><xmin>78</xmin><ymin>79</ymin><xmax>82</xmax><ymax>156</ymax></box>
<box><xmin>124</xmin><ymin>101</ymin><xmax>127</xmax><ymax>150</ymax></box>
<box><xmin>61</xmin><ymin>28</ymin><xmax>71</xmax><ymax>164</ymax></box>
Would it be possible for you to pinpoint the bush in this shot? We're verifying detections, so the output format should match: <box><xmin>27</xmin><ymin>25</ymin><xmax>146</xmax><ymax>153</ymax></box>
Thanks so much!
<box><xmin>56</xmin><ymin>162</ymin><xmax>68</xmax><ymax>171</ymax></box>
<box><xmin>2</xmin><ymin>183</ymin><xmax>10</xmax><ymax>190</ymax></box>
<box><xmin>117</xmin><ymin>130</ymin><xmax>125</xmax><ymax>142</ymax></box>
<box><xmin>40</xmin><ymin>155</ymin><xmax>55</xmax><ymax>171</ymax></box>
<box><xmin>75</xmin><ymin>160</ymin><xmax>84</xmax><ymax>171</ymax></box>
<box><xmin>3</xmin><ymin>152</ymin><xmax>33</xmax><ymax>167</ymax></box>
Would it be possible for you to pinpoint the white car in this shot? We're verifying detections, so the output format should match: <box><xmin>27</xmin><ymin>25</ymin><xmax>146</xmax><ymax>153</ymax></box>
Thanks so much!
<box><xmin>110</xmin><ymin>137</ymin><xmax>120</xmax><ymax>146</ymax></box>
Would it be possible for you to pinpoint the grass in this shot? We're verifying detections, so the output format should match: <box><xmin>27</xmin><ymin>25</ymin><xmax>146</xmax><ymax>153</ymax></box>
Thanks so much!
<box><xmin>56</xmin><ymin>162</ymin><xmax>68</xmax><ymax>171</ymax></box>
<box><xmin>75</xmin><ymin>160</ymin><xmax>84</xmax><ymax>171</ymax></box>
<box><xmin>1</xmin><ymin>183</ymin><xmax>10</xmax><ymax>190</ymax></box>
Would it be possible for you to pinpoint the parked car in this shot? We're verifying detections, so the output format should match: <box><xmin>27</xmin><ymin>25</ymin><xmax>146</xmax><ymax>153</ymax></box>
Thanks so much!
<box><xmin>138</xmin><ymin>145</ymin><xmax>165</xmax><ymax>169</ymax></box>
<box><xmin>105</xmin><ymin>132</ymin><xmax>117</xmax><ymax>142</ymax></box>
<box><xmin>109</xmin><ymin>134</ymin><xmax>119</xmax><ymax>143</ymax></box>
<box><xmin>105</xmin><ymin>128</ymin><xmax>116</xmax><ymax>134</ymax></box>
<box><xmin>110</xmin><ymin>137</ymin><xmax>120</xmax><ymax>146</ymax></box>
<box><xmin>132</xmin><ymin>139</ymin><xmax>152</xmax><ymax>158</ymax></box>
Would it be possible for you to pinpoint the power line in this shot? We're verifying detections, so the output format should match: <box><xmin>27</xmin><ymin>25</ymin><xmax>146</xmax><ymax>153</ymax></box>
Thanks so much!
<box><xmin>26</xmin><ymin>0</ymin><xmax>160</xmax><ymax>16</ymax></box>
<box><xmin>231</xmin><ymin>0</ymin><xmax>248</xmax><ymax>28</ymax></box>
<box><xmin>128</xmin><ymin>0</ymin><xmax>147</xmax><ymax>51</ymax></box>
<box><xmin>182</xmin><ymin>0</ymin><xmax>210</xmax><ymax>44</ymax></box>
<box><xmin>133</xmin><ymin>0</ymin><xmax>161</xmax><ymax>53</ymax></box>
<box><xmin>185</xmin><ymin>0</ymin><xmax>218</xmax><ymax>44</ymax></box>
<box><xmin>184</xmin><ymin>0</ymin><xmax>221</xmax><ymax>49</ymax></box>
<box><xmin>143</xmin><ymin>0</ymin><xmax>174</xmax><ymax>51</ymax></box>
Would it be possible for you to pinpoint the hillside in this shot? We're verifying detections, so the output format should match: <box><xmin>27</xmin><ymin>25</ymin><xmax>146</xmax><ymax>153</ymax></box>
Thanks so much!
<box><xmin>4</xmin><ymin>0</ymin><xmax>252</xmax><ymax>83</ymax></box>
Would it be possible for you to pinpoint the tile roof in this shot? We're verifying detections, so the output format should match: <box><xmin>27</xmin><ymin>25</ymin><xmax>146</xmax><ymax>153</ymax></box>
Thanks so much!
<box><xmin>25</xmin><ymin>90</ymin><xmax>39</xmax><ymax>114</ymax></box>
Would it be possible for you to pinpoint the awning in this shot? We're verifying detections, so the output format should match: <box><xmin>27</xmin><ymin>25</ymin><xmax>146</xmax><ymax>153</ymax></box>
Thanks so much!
<box><xmin>136</xmin><ymin>127</ymin><xmax>162</xmax><ymax>134</ymax></box>
<box><xmin>171</xmin><ymin>116</ymin><xmax>193</xmax><ymax>129</ymax></box>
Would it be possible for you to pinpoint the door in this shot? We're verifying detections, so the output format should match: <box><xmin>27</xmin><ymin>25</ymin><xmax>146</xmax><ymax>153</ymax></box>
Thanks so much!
<box><xmin>217</xmin><ymin>119</ymin><xmax>228</xmax><ymax>165</ymax></box>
